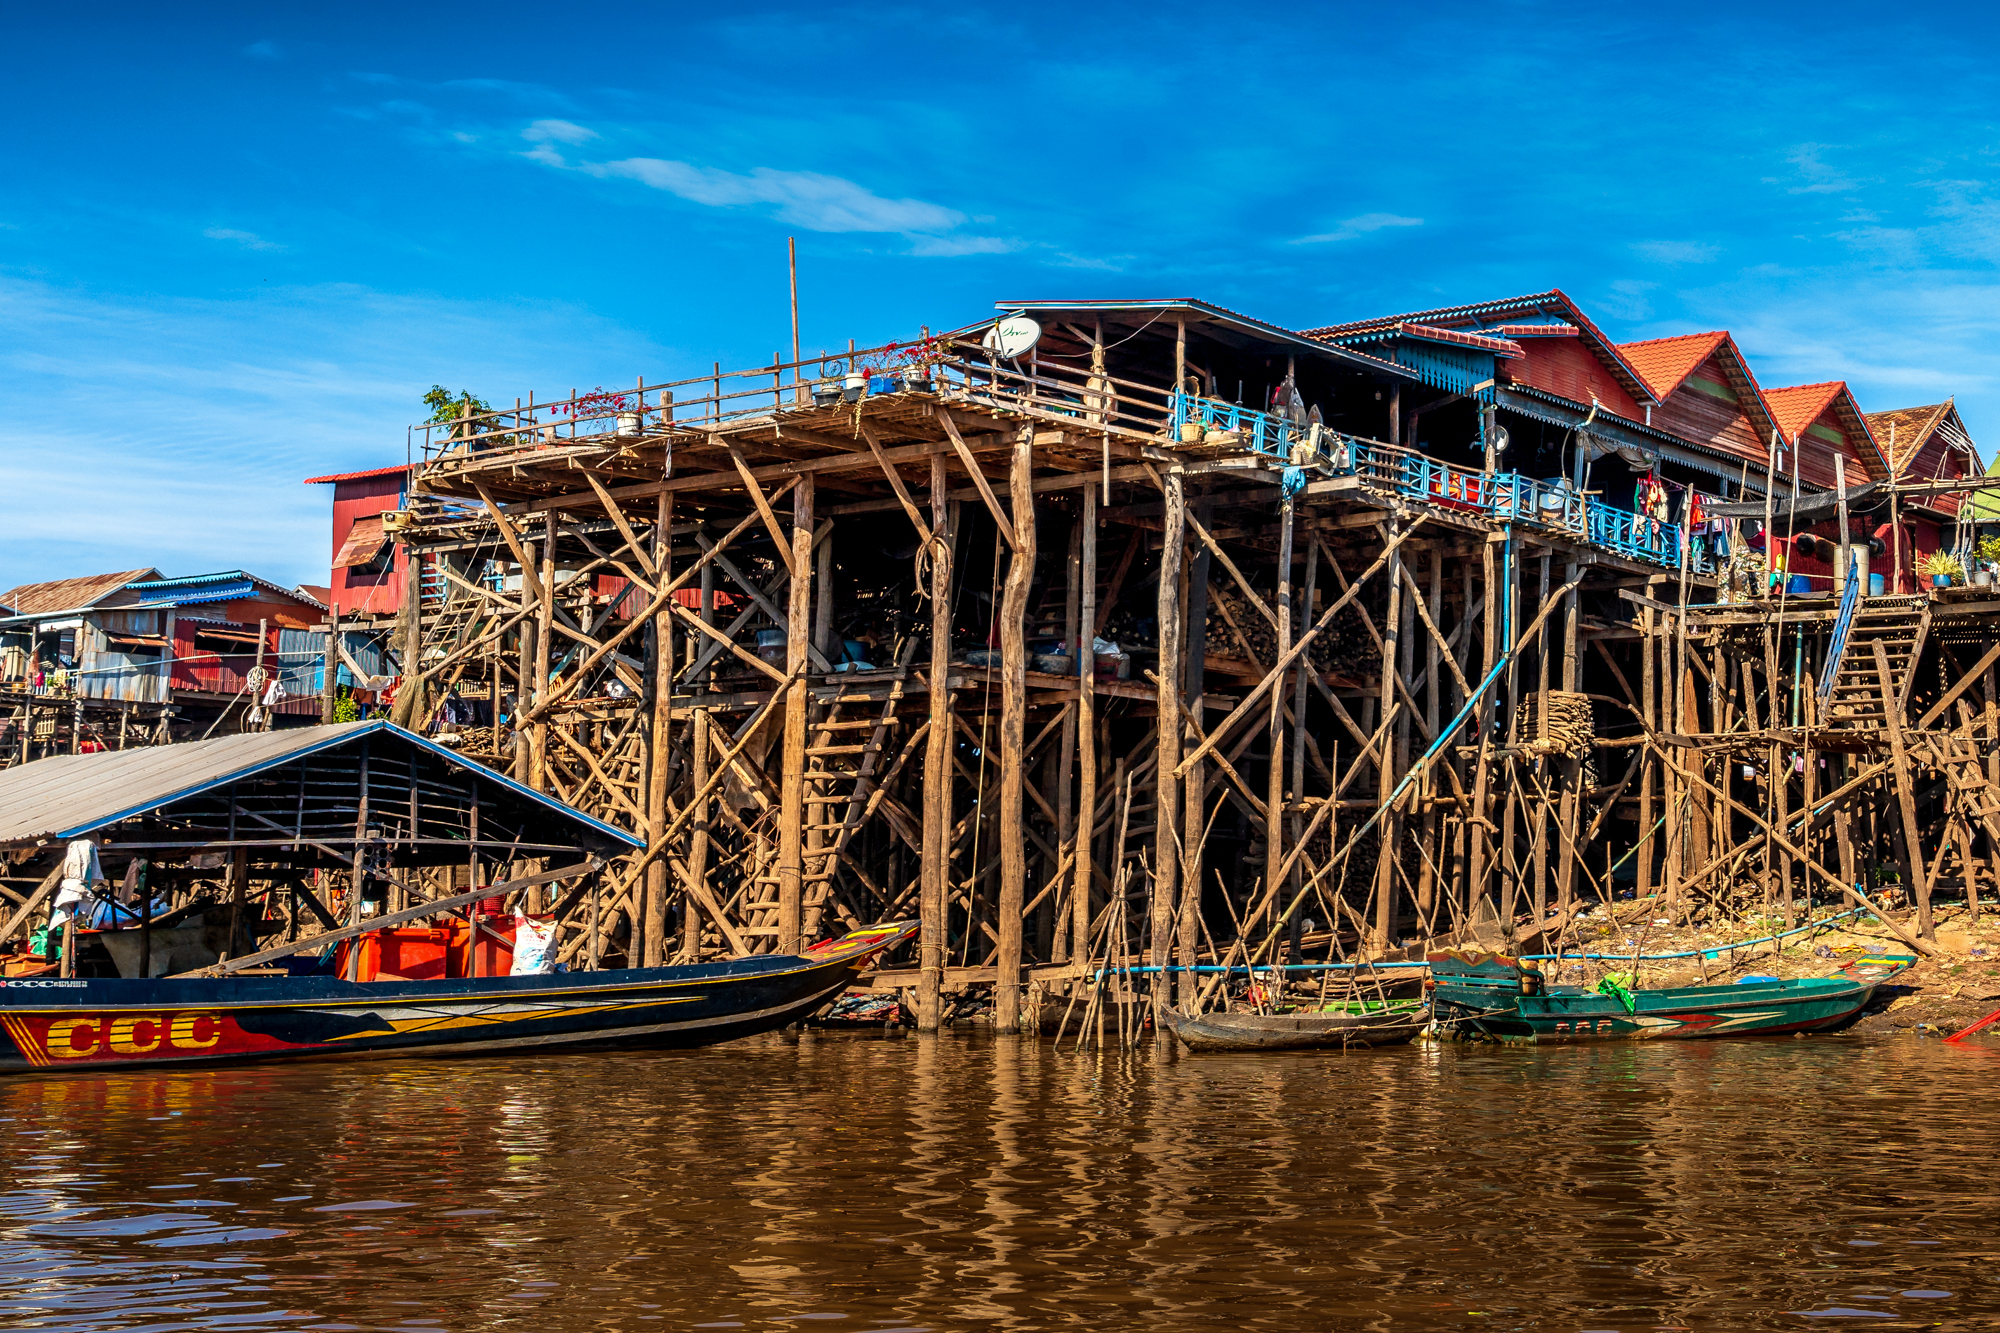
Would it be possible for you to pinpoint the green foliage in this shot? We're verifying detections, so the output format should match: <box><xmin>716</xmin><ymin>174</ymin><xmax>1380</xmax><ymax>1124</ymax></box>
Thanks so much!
<box><xmin>1917</xmin><ymin>550</ymin><xmax>1963</xmax><ymax>580</ymax></box>
<box><xmin>332</xmin><ymin>688</ymin><xmax>361</xmax><ymax>724</ymax></box>
<box><xmin>422</xmin><ymin>385</ymin><xmax>492</xmax><ymax>426</ymax></box>
<box><xmin>1976</xmin><ymin>535</ymin><xmax>2000</xmax><ymax>567</ymax></box>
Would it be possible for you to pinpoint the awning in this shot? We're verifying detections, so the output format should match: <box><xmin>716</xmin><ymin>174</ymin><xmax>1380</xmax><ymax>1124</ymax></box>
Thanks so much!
<box><xmin>334</xmin><ymin>515</ymin><xmax>390</xmax><ymax>569</ymax></box>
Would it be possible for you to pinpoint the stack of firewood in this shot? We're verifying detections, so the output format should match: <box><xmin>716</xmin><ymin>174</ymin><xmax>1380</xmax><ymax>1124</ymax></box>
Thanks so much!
<box><xmin>1516</xmin><ymin>690</ymin><xmax>1594</xmax><ymax>758</ymax></box>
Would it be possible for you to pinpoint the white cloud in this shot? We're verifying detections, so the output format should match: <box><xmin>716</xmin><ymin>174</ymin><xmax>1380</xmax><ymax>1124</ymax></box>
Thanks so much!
<box><xmin>243</xmin><ymin>39</ymin><xmax>279</xmax><ymax>60</ymax></box>
<box><xmin>518</xmin><ymin>121</ymin><xmax>998</xmax><ymax>253</ymax></box>
<box><xmin>1632</xmin><ymin>240</ymin><xmax>1720</xmax><ymax>264</ymax></box>
<box><xmin>523</xmin><ymin>118</ymin><xmax>598</xmax><ymax>146</ymax></box>
<box><xmin>1772</xmin><ymin>143</ymin><xmax>1863</xmax><ymax>195</ymax></box>
<box><xmin>203</xmin><ymin>227</ymin><xmax>283</xmax><ymax>251</ymax></box>
<box><xmin>1293</xmin><ymin>213</ymin><xmax>1423</xmax><ymax>244</ymax></box>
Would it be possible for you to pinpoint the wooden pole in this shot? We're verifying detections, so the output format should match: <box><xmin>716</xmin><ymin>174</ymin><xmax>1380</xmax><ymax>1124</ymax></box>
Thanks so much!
<box><xmin>321</xmin><ymin>608</ymin><xmax>340</xmax><ymax>725</ymax></box>
<box><xmin>683</xmin><ymin>707</ymin><xmax>711</xmax><ymax>960</ymax></box>
<box><xmin>777</xmin><ymin>476</ymin><xmax>814</xmax><ymax>953</ymax></box>
<box><xmin>1153</xmin><ymin>467</ymin><xmax>1186</xmax><ymax>1015</ymax></box>
<box><xmin>995</xmin><ymin>430</ymin><xmax>1036</xmax><ymax>1031</ymax></box>
<box><xmin>1265</xmin><ymin>496</ymin><xmax>1294</xmax><ymax>938</ymax></box>
<box><xmin>917</xmin><ymin>459</ymin><xmax>952</xmax><ymax>1031</ymax></box>
<box><xmin>1074</xmin><ymin>485</ymin><xmax>1098</xmax><ymax>985</ymax></box>
<box><xmin>1373</xmin><ymin>518</ymin><xmax>1405</xmax><ymax>948</ymax></box>
<box><xmin>530</xmin><ymin>511</ymin><xmax>555</xmax><ymax>790</ymax></box>
<box><xmin>642</xmin><ymin>491</ymin><xmax>673</xmax><ymax>967</ymax></box>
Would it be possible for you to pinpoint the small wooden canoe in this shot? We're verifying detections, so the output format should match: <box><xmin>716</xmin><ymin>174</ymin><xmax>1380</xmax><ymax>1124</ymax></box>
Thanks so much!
<box><xmin>1163</xmin><ymin>1004</ymin><xmax>1426</xmax><ymax>1052</ymax></box>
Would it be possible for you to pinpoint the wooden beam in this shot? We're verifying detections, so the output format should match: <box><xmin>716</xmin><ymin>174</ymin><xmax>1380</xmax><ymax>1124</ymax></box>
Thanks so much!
<box><xmin>937</xmin><ymin>410</ymin><xmax>1018</xmax><ymax>549</ymax></box>
<box><xmin>729</xmin><ymin>447</ymin><xmax>799</xmax><ymax>580</ymax></box>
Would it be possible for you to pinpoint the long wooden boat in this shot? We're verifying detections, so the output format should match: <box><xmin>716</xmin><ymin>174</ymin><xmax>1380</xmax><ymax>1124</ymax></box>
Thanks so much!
<box><xmin>0</xmin><ymin>921</ymin><xmax>915</xmax><ymax>1073</ymax></box>
<box><xmin>1427</xmin><ymin>949</ymin><xmax>1913</xmax><ymax>1043</ymax></box>
<box><xmin>1163</xmin><ymin>1002</ymin><xmax>1426</xmax><ymax>1052</ymax></box>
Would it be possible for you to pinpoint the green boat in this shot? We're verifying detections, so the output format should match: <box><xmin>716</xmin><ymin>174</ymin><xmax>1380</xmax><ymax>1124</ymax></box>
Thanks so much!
<box><xmin>1427</xmin><ymin>949</ymin><xmax>1914</xmax><ymax>1043</ymax></box>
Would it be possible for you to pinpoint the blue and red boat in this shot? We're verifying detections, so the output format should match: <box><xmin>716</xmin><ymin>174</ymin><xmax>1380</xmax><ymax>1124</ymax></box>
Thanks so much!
<box><xmin>0</xmin><ymin>922</ymin><xmax>914</xmax><ymax>1072</ymax></box>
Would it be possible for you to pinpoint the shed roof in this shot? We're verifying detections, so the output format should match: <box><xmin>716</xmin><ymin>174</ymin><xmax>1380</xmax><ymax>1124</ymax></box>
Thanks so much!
<box><xmin>0</xmin><ymin>569</ymin><xmax>161</xmax><ymax>620</ymax></box>
<box><xmin>0</xmin><ymin>720</ymin><xmax>641</xmax><ymax>852</ymax></box>
<box><xmin>1616</xmin><ymin>332</ymin><xmax>1729</xmax><ymax>400</ymax></box>
<box><xmin>124</xmin><ymin>570</ymin><xmax>326</xmax><ymax>611</ymax></box>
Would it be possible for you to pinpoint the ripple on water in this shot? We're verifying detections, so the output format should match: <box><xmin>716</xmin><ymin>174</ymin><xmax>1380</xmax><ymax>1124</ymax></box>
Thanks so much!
<box><xmin>0</xmin><ymin>1035</ymin><xmax>1993</xmax><ymax>1331</ymax></box>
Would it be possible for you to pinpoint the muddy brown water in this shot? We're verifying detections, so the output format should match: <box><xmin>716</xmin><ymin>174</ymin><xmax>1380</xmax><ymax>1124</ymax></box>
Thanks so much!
<box><xmin>3</xmin><ymin>1032</ymin><xmax>1995</xmax><ymax>1331</ymax></box>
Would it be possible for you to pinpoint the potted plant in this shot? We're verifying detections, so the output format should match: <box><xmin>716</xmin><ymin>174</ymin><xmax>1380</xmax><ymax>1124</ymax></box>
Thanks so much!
<box><xmin>1917</xmin><ymin>549</ymin><xmax>1963</xmax><ymax>588</ymax></box>
<box><xmin>1973</xmin><ymin>535</ymin><xmax>2000</xmax><ymax>586</ymax></box>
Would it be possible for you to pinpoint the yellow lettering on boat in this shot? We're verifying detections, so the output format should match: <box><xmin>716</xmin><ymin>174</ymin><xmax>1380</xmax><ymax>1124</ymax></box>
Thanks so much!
<box><xmin>46</xmin><ymin>1018</ymin><xmax>102</xmax><ymax>1058</ymax></box>
<box><xmin>169</xmin><ymin>1013</ymin><xmax>221</xmax><ymax>1049</ymax></box>
<box><xmin>108</xmin><ymin>1016</ymin><xmax>163</xmax><ymax>1054</ymax></box>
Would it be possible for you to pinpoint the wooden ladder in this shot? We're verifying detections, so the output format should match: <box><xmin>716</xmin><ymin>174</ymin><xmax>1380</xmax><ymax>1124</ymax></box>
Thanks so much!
<box><xmin>1819</xmin><ymin>600</ymin><xmax>1928</xmax><ymax>732</ymax></box>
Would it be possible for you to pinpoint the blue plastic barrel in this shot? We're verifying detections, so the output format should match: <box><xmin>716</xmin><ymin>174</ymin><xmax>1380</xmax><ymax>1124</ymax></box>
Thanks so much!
<box><xmin>1868</xmin><ymin>573</ymin><xmax>1886</xmax><ymax>596</ymax></box>
<box><xmin>1788</xmin><ymin>574</ymin><xmax>1813</xmax><ymax>595</ymax></box>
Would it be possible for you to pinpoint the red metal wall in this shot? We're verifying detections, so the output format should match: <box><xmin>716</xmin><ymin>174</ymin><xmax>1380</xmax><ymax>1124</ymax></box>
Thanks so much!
<box><xmin>1510</xmin><ymin>338</ymin><xmax>1644</xmax><ymax>421</ymax></box>
<box><xmin>329</xmin><ymin>473</ymin><xmax>408</xmax><ymax>617</ymax></box>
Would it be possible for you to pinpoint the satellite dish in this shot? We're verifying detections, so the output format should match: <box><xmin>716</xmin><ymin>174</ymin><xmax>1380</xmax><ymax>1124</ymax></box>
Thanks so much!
<box><xmin>983</xmin><ymin>314</ymin><xmax>1042</xmax><ymax>359</ymax></box>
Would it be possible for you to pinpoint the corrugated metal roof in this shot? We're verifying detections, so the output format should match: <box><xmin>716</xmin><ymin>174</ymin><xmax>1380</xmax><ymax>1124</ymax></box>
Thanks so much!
<box><xmin>125</xmin><ymin>570</ymin><xmax>326</xmax><ymax>610</ymax></box>
<box><xmin>302</xmin><ymin>464</ymin><xmax>412</xmax><ymax>484</ymax></box>
<box><xmin>993</xmin><ymin>297</ymin><xmax>1422</xmax><ymax>380</ymax></box>
<box><xmin>0</xmin><ymin>569</ymin><xmax>161</xmax><ymax>620</ymax></box>
<box><xmin>0</xmin><ymin>720</ymin><xmax>643</xmax><ymax>848</ymax></box>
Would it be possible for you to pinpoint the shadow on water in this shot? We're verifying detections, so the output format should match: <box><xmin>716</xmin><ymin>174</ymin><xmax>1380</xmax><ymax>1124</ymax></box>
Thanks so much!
<box><xmin>2</xmin><ymin>1033</ymin><xmax>1996</xmax><ymax>1330</ymax></box>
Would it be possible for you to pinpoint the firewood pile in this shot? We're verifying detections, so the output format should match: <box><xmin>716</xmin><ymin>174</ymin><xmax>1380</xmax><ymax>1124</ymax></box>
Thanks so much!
<box><xmin>1516</xmin><ymin>690</ymin><xmax>1595</xmax><ymax>758</ymax></box>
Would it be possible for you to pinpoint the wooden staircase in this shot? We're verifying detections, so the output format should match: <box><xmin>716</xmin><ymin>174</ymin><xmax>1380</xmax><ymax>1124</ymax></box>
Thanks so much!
<box><xmin>1817</xmin><ymin>599</ymin><xmax>1928</xmax><ymax>732</ymax></box>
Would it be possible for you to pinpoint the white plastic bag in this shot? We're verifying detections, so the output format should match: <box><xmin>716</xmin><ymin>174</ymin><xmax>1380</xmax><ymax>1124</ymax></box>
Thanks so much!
<box><xmin>509</xmin><ymin>911</ymin><xmax>558</xmax><ymax>975</ymax></box>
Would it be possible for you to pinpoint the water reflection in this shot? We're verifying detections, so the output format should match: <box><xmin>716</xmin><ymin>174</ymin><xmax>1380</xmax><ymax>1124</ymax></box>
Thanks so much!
<box><xmin>1</xmin><ymin>1035</ymin><xmax>1995</xmax><ymax>1330</ymax></box>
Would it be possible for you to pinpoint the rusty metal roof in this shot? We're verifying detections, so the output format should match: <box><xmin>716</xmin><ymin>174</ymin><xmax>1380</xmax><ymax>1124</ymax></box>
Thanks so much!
<box><xmin>0</xmin><ymin>720</ymin><xmax>642</xmax><ymax>850</ymax></box>
<box><xmin>0</xmin><ymin>569</ymin><xmax>161</xmax><ymax>619</ymax></box>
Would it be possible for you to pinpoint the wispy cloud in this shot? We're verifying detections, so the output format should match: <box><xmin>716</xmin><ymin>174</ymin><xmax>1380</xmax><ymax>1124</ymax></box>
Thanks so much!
<box><xmin>0</xmin><ymin>277</ymin><xmax>675</xmax><ymax>589</ymax></box>
<box><xmin>1292</xmin><ymin>213</ymin><xmax>1423</xmax><ymax>245</ymax></box>
<box><xmin>1632</xmin><ymin>240</ymin><xmax>1719</xmax><ymax>264</ymax></box>
<box><xmin>1772</xmin><ymin>143</ymin><xmax>1863</xmax><ymax>195</ymax></box>
<box><xmin>520</xmin><ymin>121</ymin><xmax>1008</xmax><ymax>255</ymax></box>
<box><xmin>203</xmin><ymin>227</ymin><xmax>283</xmax><ymax>251</ymax></box>
<box><xmin>243</xmin><ymin>39</ymin><xmax>279</xmax><ymax>60</ymax></box>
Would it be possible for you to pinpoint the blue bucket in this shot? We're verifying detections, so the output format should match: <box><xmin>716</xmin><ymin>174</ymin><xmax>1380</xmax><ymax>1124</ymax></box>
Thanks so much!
<box><xmin>1787</xmin><ymin>574</ymin><xmax>1813</xmax><ymax>596</ymax></box>
<box><xmin>1868</xmin><ymin>573</ymin><xmax>1886</xmax><ymax>596</ymax></box>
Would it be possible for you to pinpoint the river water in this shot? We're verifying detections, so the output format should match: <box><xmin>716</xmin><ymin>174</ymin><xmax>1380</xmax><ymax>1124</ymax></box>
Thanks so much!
<box><xmin>2</xmin><ymin>1032</ymin><xmax>1994</xmax><ymax>1331</ymax></box>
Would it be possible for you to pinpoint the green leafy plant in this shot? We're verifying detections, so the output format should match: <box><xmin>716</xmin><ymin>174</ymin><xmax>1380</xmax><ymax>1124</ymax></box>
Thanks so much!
<box><xmin>423</xmin><ymin>385</ymin><xmax>491</xmax><ymax>425</ymax></box>
<box><xmin>332</xmin><ymin>688</ymin><xmax>361</xmax><ymax>724</ymax></box>
<box><xmin>1976</xmin><ymin>535</ymin><xmax>2000</xmax><ymax>567</ymax></box>
<box><xmin>1917</xmin><ymin>550</ymin><xmax>1963</xmax><ymax>581</ymax></box>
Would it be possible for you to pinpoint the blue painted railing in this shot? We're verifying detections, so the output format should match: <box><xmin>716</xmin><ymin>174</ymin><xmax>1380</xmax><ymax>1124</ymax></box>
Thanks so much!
<box><xmin>1168</xmin><ymin>392</ymin><xmax>1708</xmax><ymax>573</ymax></box>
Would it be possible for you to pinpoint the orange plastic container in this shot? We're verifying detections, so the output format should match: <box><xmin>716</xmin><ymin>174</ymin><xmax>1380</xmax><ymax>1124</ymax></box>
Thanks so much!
<box><xmin>467</xmin><ymin>915</ymin><xmax>516</xmax><ymax>977</ymax></box>
<box><xmin>335</xmin><ymin>926</ymin><xmax>459</xmax><ymax>982</ymax></box>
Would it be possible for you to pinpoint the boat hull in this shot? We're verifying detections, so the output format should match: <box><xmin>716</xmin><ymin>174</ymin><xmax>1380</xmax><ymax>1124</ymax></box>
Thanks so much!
<box><xmin>1164</xmin><ymin>1006</ymin><xmax>1425</xmax><ymax>1052</ymax></box>
<box><xmin>1432</xmin><ymin>982</ymin><xmax>1879</xmax><ymax>1043</ymax></box>
<box><xmin>1427</xmin><ymin>949</ymin><xmax>1911</xmax><ymax>1044</ymax></box>
<box><xmin>0</xmin><ymin>921</ymin><xmax>914</xmax><ymax>1073</ymax></box>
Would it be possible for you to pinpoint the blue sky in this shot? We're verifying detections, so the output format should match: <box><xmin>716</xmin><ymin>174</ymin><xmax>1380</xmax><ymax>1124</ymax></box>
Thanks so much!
<box><xmin>5</xmin><ymin>1</ymin><xmax>1999</xmax><ymax>591</ymax></box>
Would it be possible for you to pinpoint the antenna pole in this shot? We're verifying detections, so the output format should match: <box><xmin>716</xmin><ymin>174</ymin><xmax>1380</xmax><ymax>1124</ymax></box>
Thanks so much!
<box><xmin>789</xmin><ymin>237</ymin><xmax>802</xmax><ymax>404</ymax></box>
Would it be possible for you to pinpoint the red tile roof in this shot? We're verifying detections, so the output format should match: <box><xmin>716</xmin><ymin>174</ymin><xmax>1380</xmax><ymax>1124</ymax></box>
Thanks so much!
<box><xmin>1762</xmin><ymin>382</ymin><xmax>1847</xmax><ymax>443</ymax></box>
<box><xmin>0</xmin><ymin>569</ymin><xmax>161</xmax><ymax>619</ymax></box>
<box><xmin>1616</xmin><ymin>332</ymin><xmax>1728</xmax><ymax>400</ymax></box>
<box><xmin>302</xmin><ymin>464</ymin><xmax>411</xmax><ymax>484</ymax></box>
